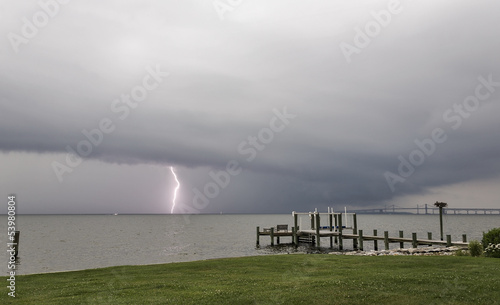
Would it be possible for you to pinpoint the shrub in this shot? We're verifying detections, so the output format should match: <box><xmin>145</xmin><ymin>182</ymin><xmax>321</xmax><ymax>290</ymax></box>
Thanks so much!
<box><xmin>454</xmin><ymin>249</ymin><xmax>468</xmax><ymax>256</ymax></box>
<box><xmin>482</xmin><ymin>227</ymin><xmax>500</xmax><ymax>248</ymax></box>
<box><xmin>481</xmin><ymin>228</ymin><xmax>500</xmax><ymax>258</ymax></box>
<box><xmin>484</xmin><ymin>243</ymin><xmax>500</xmax><ymax>258</ymax></box>
<box><xmin>468</xmin><ymin>240</ymin><xmax>483</xmax><ymax>257</ymax></box>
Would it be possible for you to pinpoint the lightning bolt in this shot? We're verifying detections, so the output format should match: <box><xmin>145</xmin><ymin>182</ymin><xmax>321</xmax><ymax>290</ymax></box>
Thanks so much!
<box><xmin>170</xmin><ymin>166</ymin><xmax>180</xmax><ymax>214</ymax></box>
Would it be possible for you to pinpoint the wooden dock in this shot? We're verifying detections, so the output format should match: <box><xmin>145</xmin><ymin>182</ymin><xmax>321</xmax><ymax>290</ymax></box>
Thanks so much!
<box><xmin>256</xmin><ymin>210</ymin><xmax>469</xmax><ymax>250</ymax></box>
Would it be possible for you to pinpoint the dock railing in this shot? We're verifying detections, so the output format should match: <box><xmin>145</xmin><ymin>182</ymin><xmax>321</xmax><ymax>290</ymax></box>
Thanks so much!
<box><xmin>292</xmin><ymin>208</ymin><xmax>357</xmax><ymax>249</ymax></box>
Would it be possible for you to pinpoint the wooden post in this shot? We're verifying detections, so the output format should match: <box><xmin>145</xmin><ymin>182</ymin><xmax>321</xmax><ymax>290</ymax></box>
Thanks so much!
<box><xmin>329</xmin><ymin>212</ymin><xmax>333</xmax><ymax>249</ymax></box>
<box><xmin>277</xmin><ymin>236</ymin><xmax>280</xmax><ymax>245</ymax></box>
<box><xmin>310</xmin><ymin>213</ymin><xmax>314</xmax><ymax>230</ymax></box>
<box><xmin>359</xmin><ymin>229</ymin><xmax>364</xmax><ymax>251</ymax></box>
<box><xmin>399</xmin><ymin>230</ymin><xmax>404</xmax><ymax>248</ymax></box>
<box><xmin>439</xmin><ymin>206</ymin><xmax>444</xmax><ymax>240</ymax></box>
<box><xmin>428</xmin><ymin>232</ymin><xmax>432</xmax><ymax>240</ymax></box>
<box><xmin>338</xmin><ymin>213</ymin><xmax>343</xmax><ymax>250</ymax></box>
<box><xmin>373</xmin><ymin>229</ymin><xmax>378</xmax><ymax>251</ymax></box>
<box><xmin>462</xmin><ymin>234</ymin><xmax>467</xmax><ymax>243</ymax></box>
<box><xmin>334</xmin><ymin>214</ymin><xmax>338</xmax><ymax>245</ymax></box>
<box><xmin>412</xmin><ymin>233</ymin><xmax>418</xmax><ymax>248</ymax></box>
<box><xmin>352</xmin><ymin>214</ymin><xmax>358</xmax><ymax>250</ymax></box>
<box><xmin>292</xmin><ymin>227</ymin><xmax>297</xmax><ymax>246</ymax></box>
<box><xmin>446</xmin><ymin>235</ymin><xmax>451</xmax><ymax>247</ymax></box>
<box><xmin>13</xmin><ymin>231</ymin><xmax>20</xmax><ymax>258</ymax></box>
<box><xmin>256</xmin><ymin>226</ymin><xmax>260</xmax><ymax>246</ymax></box>
<box><xmin>384</xmin><ymin>231</ymin><xmax>389</xmax><ymax>250</ymax></box>
<box><xmin>315</xmin><ymin>212</ymin><xmax>321</xmax><ymax>247</ymax></box>
<box><xmin>270</xmin><ymin>227</ymin><xmax>274</xmax><ymax>246</ymax></box>
<box><xmin>294</xmin><ymin>212</ymin><xmax>298</xmax><ymax>234</ymax></box>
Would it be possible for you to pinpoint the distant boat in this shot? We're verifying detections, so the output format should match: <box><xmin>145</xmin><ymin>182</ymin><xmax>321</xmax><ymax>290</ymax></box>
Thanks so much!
<box><xmin>114</xmin><ymin>213</ymin><xmax>118</xmax><ymax>216</ymax></box>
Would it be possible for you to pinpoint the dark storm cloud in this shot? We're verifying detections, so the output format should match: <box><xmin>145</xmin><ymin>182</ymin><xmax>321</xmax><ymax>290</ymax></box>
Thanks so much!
<box><xmin>1</xmin><ymin>0</ymin><xmax>500</xmax><ymax>213</ymax></box>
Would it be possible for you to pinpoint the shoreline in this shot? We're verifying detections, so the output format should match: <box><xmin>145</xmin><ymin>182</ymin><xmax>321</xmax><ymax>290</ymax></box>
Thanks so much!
<box><xmin>11</xmin><ymin>245</ymin><xmax>468</xmax><ymax>276</ymax></box>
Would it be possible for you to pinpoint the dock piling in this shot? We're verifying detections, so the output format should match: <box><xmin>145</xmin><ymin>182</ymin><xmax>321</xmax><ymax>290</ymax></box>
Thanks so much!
<box><xmin>334</xmin><ymin>214</ymin><xmax>338</xmax><ymax>245</ymax></box>
<box><xmin>329</xmin><ymin>211</ymin><xmax>333</xmax><ymax>249</ymax></box>
<box><xmin>270</xmin><ymin>227</ymin><xmax>274</xmax><ymax>246</ymax></box>
<box><xmin>315</xmin><ymin>212</ymin><xmax>321</xmax><ymax>247</ymax></box>
<box><xmin>13</xmin><ymin>231</ymin><xmax>20</xmax><ymax>258</ymax></box>
<box><xmin>439</xmin><ymin>205</ymin><xmax>445</xmax><ymax>240</ymax></box>
<box><xmin>352</xmin><ymin>214</ymin><xmax>358</xmax><ymax>250</ymax></box>
<box><xmin>294</xmin><ymin>212</ymin><xmax>298</xmax><ymax>235</ymax></box>
<box><xmin>256</xmin><ymin>226</ymin><xmax>260</xmax><ymax>246</ymax></box>
<box><xmin>446</xmin><ymin>235</ymin><xmax>452</xmax><ymax>247</ymax></box>
<box><xmin>338</xmin><ymin>213</ymin><xmax>343</xmax><ymax>250</ymax></box>
<box><xmin>358</xmin><ymin>229</ymin><xmax>364</xmax><ymax>251</ymax></box>
<box><xmin>412</xmin><ymin>233</ymin><xmax>418</xmax><ymax>248</ymax></box>
<box><xmin>384</xmin><ymin>231</ymin><xmax>389</xmax><ymax>250</ymax></box>
<box><xmin>373</xmin><ymin>229</ymin><xmax>378</xmax><ymax>251</ymax></box>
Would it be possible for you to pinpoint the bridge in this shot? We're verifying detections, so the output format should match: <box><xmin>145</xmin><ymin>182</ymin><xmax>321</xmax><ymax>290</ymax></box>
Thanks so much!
<box><xmin>347</xmin><ymin>204</ymin><xmax>500</xmax><ymax>215</ymax></box>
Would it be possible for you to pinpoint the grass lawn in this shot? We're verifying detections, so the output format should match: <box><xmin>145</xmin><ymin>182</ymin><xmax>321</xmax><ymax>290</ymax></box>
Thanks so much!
<box><xmin>1</xmin><ymin>254</ymin><xmax>499</xmax><ymax>304</ymax></box>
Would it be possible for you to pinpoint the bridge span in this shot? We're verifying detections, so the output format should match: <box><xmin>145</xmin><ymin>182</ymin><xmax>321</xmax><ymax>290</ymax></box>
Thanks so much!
<box><xmin>347</xmin><ymin>204</ymin><xmax>500</xmax><ymax>215</ymax></box>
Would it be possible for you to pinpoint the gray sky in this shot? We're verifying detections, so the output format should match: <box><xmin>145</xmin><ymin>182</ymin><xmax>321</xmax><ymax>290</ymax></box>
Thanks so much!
<box><xmin>1</xmin><ymin>0</ymin><xmax>499</xmax><ymax>214</ymax></box>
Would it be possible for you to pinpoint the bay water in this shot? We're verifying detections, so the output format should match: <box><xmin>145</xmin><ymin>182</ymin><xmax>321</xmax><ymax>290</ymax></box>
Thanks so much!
<box><xmin>1</xmin><ymin>214</ymin><xmax>499</xmax><ymax>275</ymax></box>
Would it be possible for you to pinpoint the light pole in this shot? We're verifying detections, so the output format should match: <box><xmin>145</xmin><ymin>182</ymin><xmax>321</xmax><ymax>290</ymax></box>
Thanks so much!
<box><xmin>434</xmin><ymin>201</ymin><xmax>448</xmax><ymax>240</ymax></box>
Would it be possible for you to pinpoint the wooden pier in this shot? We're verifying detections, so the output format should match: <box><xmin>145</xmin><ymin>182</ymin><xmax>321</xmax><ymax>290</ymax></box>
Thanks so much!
<box><xmin>256</xmin><ymin>210</ymin><xmax>469</xmax><ymax>250</ymax></box>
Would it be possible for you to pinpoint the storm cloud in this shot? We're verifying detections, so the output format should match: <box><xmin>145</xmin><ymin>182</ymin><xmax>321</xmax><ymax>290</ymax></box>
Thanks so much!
<box><xmin>1</xmin><ymin>0</ymin><xmax>499</xmax><ymax>214</ymax></box>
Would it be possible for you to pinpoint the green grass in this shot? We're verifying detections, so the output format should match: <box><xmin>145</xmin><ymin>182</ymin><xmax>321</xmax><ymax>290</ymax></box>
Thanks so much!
<box><xmin>2</xmin><ymin>255</ymin><xmax>500</xmax><ymax>304</ymax></box>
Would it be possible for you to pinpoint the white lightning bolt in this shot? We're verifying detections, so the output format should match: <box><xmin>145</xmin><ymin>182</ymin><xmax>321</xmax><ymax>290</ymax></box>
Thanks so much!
<box><xmin>170</xmin><ymin>166</ymin><xmax>180</xmax><ymax>214</ymax></box>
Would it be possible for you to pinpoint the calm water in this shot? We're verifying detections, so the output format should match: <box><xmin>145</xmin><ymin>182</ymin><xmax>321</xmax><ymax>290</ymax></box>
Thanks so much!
<box><xmin>1</xmin><ymin>214</ymin><xmax>499</xmax><ymax>275</ymax></box>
